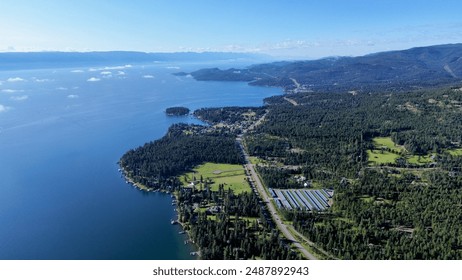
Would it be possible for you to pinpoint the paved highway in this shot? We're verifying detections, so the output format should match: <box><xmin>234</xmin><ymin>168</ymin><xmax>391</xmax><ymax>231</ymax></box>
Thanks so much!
<box><xmin>236</xmin><ymin>138</ymin><xmax>317</xmax><ymax>260</ymax></box>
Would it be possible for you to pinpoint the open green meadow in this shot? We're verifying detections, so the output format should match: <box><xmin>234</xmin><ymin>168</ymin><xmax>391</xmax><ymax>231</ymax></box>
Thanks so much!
<box><xmin>367</xmin><ymin>149</ymin><xmax>400</xmax><ymax>164</ymax></box>
<box><xmin>448</xmin><ymin>148</ymin><xmax>462</xmax><ymax>156</ymax></box>
<box><xmin>180</xmin><ymin>162</ymin><xmax>251</xmax><ymax>194</ymax></box>
<box><xmin>407</xmin><ymin>154</ymin><xmax>435</xmax><ymax>165</ymax></box>
<box><xmin>373</xmin><ymin>137</ymin><xmax>406</xmax><ymax>153</ymax></box>
<box><xmin>368</xmin><ymin>137</ymin><xmax>439</xmax><ymax>166</ymax></box>
<box><xmin>249</xmin><ymin>156</ymin><xmax>267</xmax><ymax>165</ymax></box>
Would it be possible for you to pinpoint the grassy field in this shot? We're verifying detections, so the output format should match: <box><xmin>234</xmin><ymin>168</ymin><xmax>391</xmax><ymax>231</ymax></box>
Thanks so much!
<box><xmin>368</xmin><ymin>137</ymin><xmax>437</xmax><ymax>166</ymax></box>
<box><xmin>180</xmin><ymin>162</ymin><xmax>251</xmax><ymax>194</ymax></box>
<box><xmin>448</xmin><ymin>148</ymin><xmax>462</xmax><ymax>156</ymax></box>
<box><xmin>373</xmin><ymin>137</ymin><xmax>406</xmax><ymax>153</ymax></box>
<box><xmin>407</xmin><ymin>154</ymin><xmax>435</xmax><ymax>165</ymax></box>
<box><xmin>367</xmin><ymin>149</ymin><xmax>400</xmax><ymax>164</ymax></box>
<box><xmin>368</xmin><ymin>137</ymin><xmax>403</xmax><ymax>165</ymax></box>
<box><xmin>249</xmin><ymin>156</ymin><xmax>267</xmax><ymax>165</ymax></box>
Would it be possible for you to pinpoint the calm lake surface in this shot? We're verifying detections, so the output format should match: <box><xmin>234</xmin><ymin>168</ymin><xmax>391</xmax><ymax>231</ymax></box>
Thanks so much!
<box><xmin>0</xmin><ymin>62</ymin><xmax>282</xmax><ymax>259</ymax></box>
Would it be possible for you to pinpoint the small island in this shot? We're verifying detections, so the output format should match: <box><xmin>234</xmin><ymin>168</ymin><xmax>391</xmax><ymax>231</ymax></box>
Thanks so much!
<box><xmin>165</xmin><ymin>106</ymin><xmax>190</xmax><ymax>116</ymax></box>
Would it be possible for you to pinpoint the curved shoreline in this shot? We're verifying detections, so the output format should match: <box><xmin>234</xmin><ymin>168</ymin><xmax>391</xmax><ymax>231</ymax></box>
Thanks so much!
<box><xmin>118</xmin><ymin>165</ymin><xmax>201</xmax><ymax>259</ymax></box>
<box><xmin>119</xmin><ymin>166</ymin><xmax>154</xmax><ymax>192</ymax></box>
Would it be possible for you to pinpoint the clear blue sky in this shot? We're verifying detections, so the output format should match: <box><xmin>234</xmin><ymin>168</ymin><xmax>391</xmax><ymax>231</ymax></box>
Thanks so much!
<box><xmin>1</xmin><ymin>0</ymin><xmax>462</xmax><ymax>58</ymax></box>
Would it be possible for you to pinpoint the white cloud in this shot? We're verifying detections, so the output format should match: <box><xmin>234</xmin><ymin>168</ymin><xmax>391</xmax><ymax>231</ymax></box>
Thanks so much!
<box><xmin>89</xmin><ymin>65</ymin><xmax>132</xmax><ymax>72</ymax></box>
<box><xmin>67</xmin><ymin>94</ymin><xmax>79</xmax><ymax>99</ymax></box>
<box><xmin>142</xmin><ymin>75</ymin><xmax>155</xmax><ymax>79</ymax></box>
<box><xmin>33</xmin><ymin>78</ymin><xmax>53</xmax><ymax>82</ymax></box>
<box><xmin>117</xmin><ymin>71</ymin><xmax>126</xmax><ymax>76</ymax></box>
<box><xmin>56</xmin><ymin>87</ymin><xmax>68</xmax><ymax>90</ymax></box>
<box><xmin>2</xmin><ymin>89</ymin><xmax>24</xmax><ymax>93</ymax></box>
<box><xmin>100</xmin><ymin>71</ymin><xmax>113</xmax><ymax>78</ymax></box>
<box><xmin>120</xmin><ymin>64</ymin><xmax>132</xmax><ymax>69</ymax></box>
<box><xmin>87</xmin><ymin>77</ymin><xmax>101</xmax><ymax>82</ymax></box>
<box><xmin>7</xmin><ymin>77</ymin><xmax>26</xmax><ymax>82</ymax></box>
<box><xmin>0</xmin><ymin>104</ymin><xmax>11</xmax><ymax>113</ymax></box>
<box><xmin>10</xmin><ymin>95</ymin><xmax>29</xmax><ymax>101</ymax></box>
<box><xmin>71</xmin><ymin>69</ymin><xmax>85</xmax><ymax>73</ymax></box>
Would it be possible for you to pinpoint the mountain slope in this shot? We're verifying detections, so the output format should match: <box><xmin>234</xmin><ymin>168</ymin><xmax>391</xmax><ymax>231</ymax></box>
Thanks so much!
<box><xmin>191</xmin><ymin>44</ymin><xmax>462</xmax><ymax>92</ymax></box>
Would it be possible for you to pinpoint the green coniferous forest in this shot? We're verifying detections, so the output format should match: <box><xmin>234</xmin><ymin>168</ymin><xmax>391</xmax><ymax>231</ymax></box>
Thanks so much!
<box><xmin>121</xmin><ymin>85</ymin><xmax>462</xmax><ymax>259</ymax></box>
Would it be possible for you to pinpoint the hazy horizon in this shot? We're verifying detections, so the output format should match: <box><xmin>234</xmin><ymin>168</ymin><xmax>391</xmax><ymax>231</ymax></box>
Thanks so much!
<box><xmin>0</xmin><ymin>42</ymin><xmax>461</xmax><ymax>62</ymax></box>
<box><xmin>1</xmin><ymin>0</ymin><xmax>462</xmax><ymax>59</ymax></box>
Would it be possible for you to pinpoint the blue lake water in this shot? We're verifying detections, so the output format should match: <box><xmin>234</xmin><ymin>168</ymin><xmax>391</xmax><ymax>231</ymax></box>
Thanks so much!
<box><xmin>0</xmin><ymin>62</ymin><xmax>282</xmax><ymax>259</ymax></box>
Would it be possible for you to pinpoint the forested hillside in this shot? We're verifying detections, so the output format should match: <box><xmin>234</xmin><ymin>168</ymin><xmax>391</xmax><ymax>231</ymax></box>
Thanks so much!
<box><xmin>243</xmin><ymin>86</ymin><xmax>462</xmax><ymax>259</ymax></box>
<box><xmin>191</xmin><ymin>44</ymin><xmax>462</xmax><ymax>92</ymax></box>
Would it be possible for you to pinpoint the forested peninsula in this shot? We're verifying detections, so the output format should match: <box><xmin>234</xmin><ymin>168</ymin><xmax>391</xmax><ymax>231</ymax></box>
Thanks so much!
<box><xmin>120</xmin><ymin>109</ymin><xmax>300</xmax><ymax>260</ymax></box>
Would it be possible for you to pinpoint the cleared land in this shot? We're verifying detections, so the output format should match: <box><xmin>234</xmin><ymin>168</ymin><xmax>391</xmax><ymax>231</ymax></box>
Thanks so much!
<box><xmin>373</xmin><ymin>137</ymin><xmax>406</xmax><ymax>153</ymax></box>
<box><xmin>367</xmin><ymin>149</ymin><xmax>400</xmax><ymax>165</ymax></box>
<box><xmin>180</xmin><ymin>162</ymin><xmax>251</xmax><ymax>194</ymax></box>
<box><xmin>249</xmin><ymin>156</ymin><xmax>267</xmax><ymax>165</ymax></box>
<box><xmin>368</xmin><ymin>137</ymin><xmax>462</xmax><ymax>167</ymax></box>
<box><xmin>368</xmin><ymin>137</ymin><xmax>438</xmax><ymax>166</ymax></box>
<box><xmin>368</xmin><ymin>137</ymin><xmax>403</xmax><ymax>165</ymax></box>
<box><xmin>448</xmin><ymin>148</ymin><xmax>462</xmax><ymax>156</ymax></box>
<box><xmin>407</xmin><ymin>154</ymin><xmax>435</xmax><ymax>165</ymax></box>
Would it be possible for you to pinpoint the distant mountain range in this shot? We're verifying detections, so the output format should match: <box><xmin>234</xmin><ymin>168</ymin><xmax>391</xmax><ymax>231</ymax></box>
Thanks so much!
<box><xmin>190</xmin><ymin>44</ymin><xmax>462</xmax><ymax>92</ymax></box>
<box><xmin>3</xmin><ymin>45</ymin><xmax>462</xmax><ymax>92</ymax></box>
<box><xmin>0</xmin><ymin>51</ymin><xmax>270</xmax><ymax>70</ymax></box>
